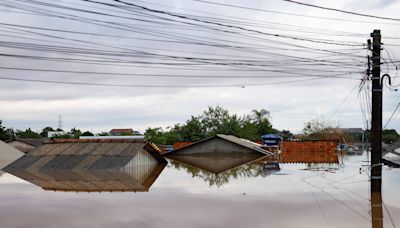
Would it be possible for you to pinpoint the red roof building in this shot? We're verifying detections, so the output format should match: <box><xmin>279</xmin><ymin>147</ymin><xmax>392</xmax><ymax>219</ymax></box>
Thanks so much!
<box><xmin>109</xmin><ymin>128</ymin><xmax>134</xmax><ymax>136</ymax></box>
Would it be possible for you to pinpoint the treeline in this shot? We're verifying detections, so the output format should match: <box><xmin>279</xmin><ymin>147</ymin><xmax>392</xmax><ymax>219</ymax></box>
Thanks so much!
<box><xmin>299</xmin><ymin>116</ymin><xmax>400</xmax><ymax>144</ymax></box>
<box><xmin>0</xmin><ymin>121</ymin><xmax>94</xmax><ymax>141</ymax></box>
<box><xmin>144</xmin><ymin>106</ymin><xmax>293</xmax><ymax>145</ymax></box>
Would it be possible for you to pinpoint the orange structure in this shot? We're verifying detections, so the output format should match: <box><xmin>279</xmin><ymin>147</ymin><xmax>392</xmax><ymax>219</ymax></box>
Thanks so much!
<box><xmin>173</xmin><ymin>142</ymin><xmax>195</xmax><ymax>150</ymax></box>
<box><xmin>280</xmin><ymin>140</ymin><xmax>338</xmax><ymax>163</ymax></box>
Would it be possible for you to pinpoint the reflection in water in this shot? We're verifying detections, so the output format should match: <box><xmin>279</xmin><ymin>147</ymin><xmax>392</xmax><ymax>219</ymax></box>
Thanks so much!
<box><xmin>371</xmin><ymin>163</ymin><xmax>383</xmax><ymax>228</ymax></box>
<box><xmin>4</xmin><ymin>163</ymin><xmax>166</xmax><ymax>192</ymax></box>
<box><xmin>371</xmin><ymin>191</ymin><xmax>383</xmax><ymax>228</ymax></box>
<box><xmin>0</xmin><ymin>149</ymin><xmax>399</xmax><ymax>227</ymax></box>
<box><xmin>167</xmin><ymin>153</ymin><xmax>269</xmax><ymax>187</ymax></box>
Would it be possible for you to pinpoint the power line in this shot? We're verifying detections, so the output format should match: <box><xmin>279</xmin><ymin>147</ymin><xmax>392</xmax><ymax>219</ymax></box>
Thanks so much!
<box><xmin>82</xmin><ymin>0</ymin><xmax>363</xmax><ymax>47</ymax></box>
<box><xmin>281</xmin><ymin>0</ymin><xmax>400</xmax><ymax>22</ymax></box>
<box><xmin>383</xmin><ymin>102</ymin><xmax>400</xmax><ymax>129</ymax></box>
<box><xmin>0</xmin><ymin>66</ymin><xmax>361</xmax><ymax>79</ymax></box>
<box><xmin>193</xmin><ymin>0</ymin><xmax>400</xmax><ymax>25</ymax></box>
<box><xmin>0</xmin><ymin>76</ymin><xmax>330</xmax><ymax>88</ymax></box>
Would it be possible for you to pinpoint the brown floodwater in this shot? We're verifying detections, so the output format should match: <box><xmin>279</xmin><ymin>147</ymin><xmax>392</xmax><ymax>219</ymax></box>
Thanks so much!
<box><xmin>0</xmin><ymin>151</ymin><xmax>399</xmax><ymax>228</ymax></box>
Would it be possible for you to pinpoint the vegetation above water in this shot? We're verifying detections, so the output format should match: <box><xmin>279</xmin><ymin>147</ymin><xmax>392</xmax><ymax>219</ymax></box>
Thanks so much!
<box><xmin>1</xmin><ymin>108</ymin><xmax>399</xmax><ymax>144</ymax></box>
<box><xmin>144</xmin><ymin>106</ymin><xmax>292</xmax><ymax>144</ymax></box>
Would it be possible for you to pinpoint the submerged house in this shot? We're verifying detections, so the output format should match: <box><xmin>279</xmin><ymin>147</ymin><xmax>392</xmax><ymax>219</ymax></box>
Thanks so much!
<box><xmin>165</xmin><ymin>134</ymin><xmax>272</xmax><ymax>156</ymax></box>
<box><xmin>164</xmin><ymin>134</ymin><xmax>273</xmax><ymax>174</ymax></box>
<box><xmin>3</xmin><ymin>139</ymin><xmax>167</xmax><ymax>192</ymax></box>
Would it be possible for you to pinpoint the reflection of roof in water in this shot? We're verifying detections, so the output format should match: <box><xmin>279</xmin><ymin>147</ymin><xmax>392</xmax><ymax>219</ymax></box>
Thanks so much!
<box><xmin>167</xmin><ymin>153</ymin><xmax>268</xmax><ymax>174</ymax></box>
<box><xmin>6</xmin><ymin>164</ymin><xmax>166</xmax><ymax>192</ymax></box>
<box><xmin>3</xmin><ymin>140</ymin><xmax>167</xmax><ymax>192</ymax></box>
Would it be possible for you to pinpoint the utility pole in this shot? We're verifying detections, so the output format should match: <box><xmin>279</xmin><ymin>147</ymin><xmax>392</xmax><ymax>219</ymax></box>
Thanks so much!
<box><xmin>370</xmin><ymin>29</ymin><xmax>382</xmax><ymax>192</ymax></box>
<box><xmin>370</xmin><ymin>29</ymin><xmax>383</xmax><ymax>228</ymax></box>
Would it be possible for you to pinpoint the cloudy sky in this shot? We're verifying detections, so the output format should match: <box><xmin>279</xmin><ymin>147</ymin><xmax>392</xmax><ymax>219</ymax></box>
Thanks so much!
<box><xmin>0</xmin><ymin>0</ymin><xmax>399</xmax><ymax>134</ymax></box>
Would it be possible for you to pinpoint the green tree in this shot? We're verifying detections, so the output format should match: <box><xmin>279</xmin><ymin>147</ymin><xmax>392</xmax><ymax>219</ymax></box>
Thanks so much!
<box><xmin>81</xmin><ymin>131</ymin><xmax>94</xmax><ymax>136</ymax></box>
<box><xmin>382</xmin><ymin>129</ymin><xmax>400</xmax><ymax>144</ymax></box>
<box><xmin>278</xmin><ymin>129</ymin><xmax>294</xmax><ymax>140</ymax></box>
<box><xmin>144</xmin><ymin>106</ymin><xmax>277</xmax><ymax>144</ymax></box>
<box><xmin>200</xmin><ymin>106</ymin><xmax>231</xmax><ymax>135</ymax></box>
<box><xmin>15</xmin><ymin>128</ymin><xmax>41</xmax><ymax>139</ymax></box>
<box><xmin>144</xmin><ymin>127</ymin><xmax>167</xmax><ymax>144</ymax></box>
<box><xmin>250</xmin><ymin>109</ymin><xmax>274</xmax><ymax>136</ymax></box>
<box><xmin>179</xmin><ymin>117</ymin><xmax>206</xmax><ymax>141</ymax></box>
<box><xmin>0</xmin><ymin>120</ymin><xmax>14</xmax><ymax>141</ymax></box>
<box><xmin>69</xmin><ymin>127</ymin><xmax>82</xmax><ymax>138</ymax></box>
<box><xmin>40</xmin><ymin>127</ymin><xmax>55</xmax><ymax>138</ymax></box>
<box><xmin>53</xmin><ymin>133</ymin><xmax>73</xmax><ymax>139</ymax></box>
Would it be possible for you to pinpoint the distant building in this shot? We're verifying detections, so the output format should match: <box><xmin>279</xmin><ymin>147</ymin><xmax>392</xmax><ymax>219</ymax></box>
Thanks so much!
<box><xmin>340</xmin><ymin>128</ymin><xmax>364</xmax><ymax>134</ymax></box>
<box><xmin>47</xmin><ymin>131</ymin><xmax>65</xmax><ymax>138</ymax></box>
<box><xmin>79</xmin><ymin>136</ymin><xmax>144</xmax><ymax>140</ymax></box>
<box><xmin>7</xmin><ymin>138</ymin><xmax>46</xmax><ymax>153</ymax></box>
<box><xmin>109</xmin><ymin>128</ymin><xmax>139</xmax><ymax>136</ymax></box>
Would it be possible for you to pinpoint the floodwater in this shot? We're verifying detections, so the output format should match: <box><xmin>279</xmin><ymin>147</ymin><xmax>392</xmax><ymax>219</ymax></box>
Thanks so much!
<box><xmin>0</xmin><ymin>152</ymin><xmax>399</xmax><ymax>228</ymax></box>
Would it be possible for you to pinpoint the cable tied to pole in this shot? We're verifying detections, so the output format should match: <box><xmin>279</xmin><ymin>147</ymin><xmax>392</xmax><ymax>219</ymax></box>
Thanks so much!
<box><xmin>381</xmin><ymin>74</ymin><xmax>392</xmax><ymax>86</ymax></box>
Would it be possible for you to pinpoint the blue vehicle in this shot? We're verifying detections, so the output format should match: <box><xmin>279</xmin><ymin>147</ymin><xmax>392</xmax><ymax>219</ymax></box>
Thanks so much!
<box><xmin>261</xmin><ymin>134</ymin><xmax>282</xmax><ymax>147</ymax></box>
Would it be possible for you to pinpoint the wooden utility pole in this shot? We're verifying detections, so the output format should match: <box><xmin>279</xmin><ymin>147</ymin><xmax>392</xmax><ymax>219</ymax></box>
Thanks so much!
<box><xmin>371</xmin><ymin>27</ymin><xmax>382</xmax><ymax>197</ymax></box>
<box><xmin>370</xmin><ymin>29</ymin><xmax>383</xmax><ymax>228</ymax></box>
<box><xmin>370</xmin><ymin>29</ymin><xmax>382</xmax><ymax>193</ymax></box>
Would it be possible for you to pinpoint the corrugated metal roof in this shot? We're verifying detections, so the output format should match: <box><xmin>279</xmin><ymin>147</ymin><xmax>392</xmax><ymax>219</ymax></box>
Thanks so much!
<box><xmin>164</xmin><ymin>134</ymin><xmax>273</xmax><ymax>156</ymax></box>
<box><xmin>216</xmin><ymin>134</ymin><xmax>273</xmax><ymax>155</ymax></box>
<box><xmin>88</xmin><ymin>155</ymin><xmax>135</xmax><ymax>170</ymax></box>
<box><xmin>3</xmin><ymin>140</ymin><xmax>167</xmax><ymax>192</ymax></box>
<box><xmin>11</xmin><ymin>138</ymin><xmax>47</xmax><ymax>147</ymax></box>
<box><xmin>41</xmin><ymin>155</ymin><xmax>89</xmax><ymax>170</ymax></box>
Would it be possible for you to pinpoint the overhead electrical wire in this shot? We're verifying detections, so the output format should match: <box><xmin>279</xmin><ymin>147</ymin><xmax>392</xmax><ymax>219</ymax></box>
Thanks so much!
<box><xmin>193</xmin><ymin>0</ymin><xmax>400</xmax><ymax>25</ymax></box>
<box><xmin>0</xmin><ymin>76</ymin><xmax>328</xmax><ymax>88</ymax></box>
<box><xmin>281</xmin><ymin>0</ymin><xmax>400</xmax><ymax>22</ymax></box>
<box><xmin>0</xmin><ymin>0</ymin><xmax>396</xmax><ymax>89</ymax></box>
<box><xmin>384</xmin><ymin>102</ymin><xmax>400</xmax><ymax>129</ymax></box>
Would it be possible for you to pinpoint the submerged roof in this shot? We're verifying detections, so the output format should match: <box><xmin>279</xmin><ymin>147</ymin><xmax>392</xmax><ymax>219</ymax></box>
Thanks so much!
<box><xmin>10</xmin><ymin>138</ymin><xmax>47</xmax><ymax>147</ymax></box>
<box><xmin>165</xmin><ymin>134</ymin><xmax>273</xmax><ymax>156</ymax></box>
<box><xmin>0</xmin><ymin>140</ymin><xmax>24</xmax><ymax>171</ymax></box>
<box><xmin>3</xmin><ymin>140</ymin><xmax>167</xmax><ymax>191</ymax></box>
